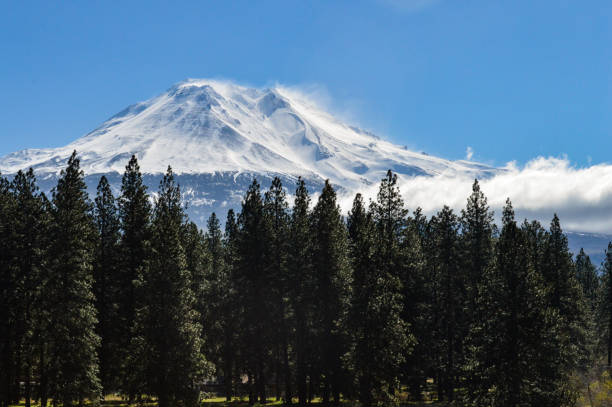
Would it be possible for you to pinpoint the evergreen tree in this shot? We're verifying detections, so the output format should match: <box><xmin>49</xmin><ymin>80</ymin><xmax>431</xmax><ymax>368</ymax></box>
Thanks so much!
<box><xmin>11</xmin><ymin>169</ymin><xmax>52</xmax><ymax>407</ymax></box>
<box><xmin>0</xmin><ymin>173</ymin><xmax>20</xmax><ymax>407</ymax></box>
<box><xmin>575</xmin><ymin>248</ymin><xmax>599</xmax><ymax>312</ymax></box>
<box><xmin>368</xmin><ymin>171</ymin><xmax>416</xmax><ymax>393</ymax></box>
<box><xmin>264</xmin><ymin>177</ymin><xmax>292</xmax><ymax>403</ymax></box>
<box><xmin>139</xmin><ymin>167</ymin><xmax>209</xmax><ymax>407</ymax></box>
<box><xmin>347</xmin><ymin>193</ymin><xmax>410</xmax><ymax>407</ymax></box>
<box><xmin>542</xmin><ymin>215</ymin><xmax>590</xmax><ymax>373</ymax></box>
<box><xmin>235</xmin><ymin>180</ymin><xmax>273</xmax><ymax>404</ymax></box>
<box><xmin>93</xmin><ymin>176</ymin><xmax>121</xmax><ymax>395</ymax></box>
<box><xmin>181</xmin><ymin>220</ymin><xmax>209</xmax><ymax>342</ymax></box>
<box><xmin>409</xmin><ymin>208</ymin><xmax>438</xmax><ymax>398</ymax></box>
<box><xmin>48</xmin><ymin>151</ymin><xmax>101</xmax><ymax>405</ymax></box>
<box><xmin>310</xmin><ymin>180</ymin><xmax>352</xmax><ymax>406</ymax></box>
<box><xmin>602</xmin><ymin>243</ymin><xmax>612</xmax><ymax>369</ymax></box>
<box><xmin>288</xmin><ymin>178</ymin><xmax>314</xmax><ymax>406</ymax></box>
<box><xmin>201</xmin><ymin>213</ymin><xmax>231</xmax><ymax>399</ymax></box>
<box><xmin>117</xmin><ymin>155</ymin><xmax>151</xmax><ymax>397</ymax></box>
<box><xmin>466</xmin><ymin>200</ymin><xmax>568</xmax><ymax>406</ymax></box>
<box><xmin>222</xmin><ymin>209</ymin><xmax>239</xmax><ymax>401</ymax></box>
<box><xmin>460</xmin><ymin>179</ymin><xmax>495</xmax><ymax>305</ymax></box>
<box><xmin>428</xmin><ymin>206</ymin><xmax>463</xmax><ymax>402</ymax></box>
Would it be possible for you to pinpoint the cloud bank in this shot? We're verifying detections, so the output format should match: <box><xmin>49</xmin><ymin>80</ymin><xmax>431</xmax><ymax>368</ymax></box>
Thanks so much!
<box><xmin>342</xmin><ymin>156</ymin><xmax>612</xmax><ymax>234</ymax></box>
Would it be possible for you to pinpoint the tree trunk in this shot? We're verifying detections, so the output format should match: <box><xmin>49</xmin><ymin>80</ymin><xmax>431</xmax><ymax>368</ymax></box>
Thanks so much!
<box><xmin>224</xmin><ymin>353</ymin><xmax>232</xmax><ymax>402</ymax></box>
<box><xmin>40</xmin><ymin>345</ymin><xmax>48</xmax><ymax>407</ymax></box>
<box><xmin>25</xmin><ymin>362</ymin><xmax>31</xmax><ymax>407</ymax></box>
<box><xmin>283</xmin><ymin>337</ymin><xmax>291</xmax><ymax>404</ymax></box>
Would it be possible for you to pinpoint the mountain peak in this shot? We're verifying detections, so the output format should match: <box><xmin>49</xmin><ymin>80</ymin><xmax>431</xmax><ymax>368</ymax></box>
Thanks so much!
<box><xmin>0</xmin><ymin>79</ymin><xmax>498</xmax><ymax>224</ymax></box>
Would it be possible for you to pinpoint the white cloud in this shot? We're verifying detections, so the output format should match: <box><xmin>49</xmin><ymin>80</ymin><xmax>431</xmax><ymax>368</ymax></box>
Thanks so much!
<box><xmin>466</xmin><ymin>146</ymin><xmax>474</xmax><ymax>160</ymax></box>
<box><xmin>341</xmin><ymin>156</ymin><xmax>612</xmax><ymax>234</ymax></box>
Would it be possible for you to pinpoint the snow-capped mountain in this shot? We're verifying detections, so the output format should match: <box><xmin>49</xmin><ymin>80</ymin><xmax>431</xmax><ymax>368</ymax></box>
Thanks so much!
<box><xmin>0</xmin><ymin>79</ymin><xmax>498</xmax><ymax>225</ymax></box>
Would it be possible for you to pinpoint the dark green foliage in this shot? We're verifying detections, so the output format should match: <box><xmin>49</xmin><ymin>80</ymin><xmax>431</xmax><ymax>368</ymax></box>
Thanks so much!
<box><xmin>460</xmin><ymin>180</ymin><xmax>495</xmax><ymax>304</ymax></box>
<box><xmin>263</xmin><ymin>177</ymin><xmax>292</xmax><ymax>403</ymax></box>
<box><xmin>288</xmin><ymin>178</ymin><xmax>315</xmax><ymax>406</ymax></box>
<box><xmin>428</xmin><ymin>206</ymin><xmax>463</xmax><ymax>402</ymax></box>
<box><xmin>310</xmin><ymin>180</ymin><xmax>352</xmax><ymax>406</ymax></box>
<box><xmin>221</xmin><ymin>209</ymin><xmax>239</xmax><ymax>401</ymax></box>
<box><xmin>575</xmin><ymin>248</ymin><xmax>599</xmax><ymax>312</ymax></box>
<box><xmin>466</xmin><ymin>200</ymin><xmax>569</xmax><ymax>407</ymax></box>
<box><xmin>137</xmin><ymin>167</ymin><xmax>210</xmax><ymax>407</ymax></box>
<box><xmin>117</xmin><ymin>155</ymin><xmax>152</xmax><ymax>397</ymax></box>
<box><xmin>93</xmin><ymin>176</ymin><xmax>121</xmax><ymax>394</ymax></box>
<box><xmin>235</xmin><ymin>180</ymin><xmax>274</xmax><ymax>404</ymax></box>
<box><xmin>601</xmin><ymin>243</ymin><xmax>612</xmax><ymax>368</ymax></box>
<box><xmin>48</xmin><ymin>151</ymin><xmax>101</xmax><ymax>405</ymax></box>
<box><xmin>0</xmin><ymin>173</ymin><xmax>16</xmax><ymax>407</ymax></box>
<box><xmin>201</xmin><ymin>213</ymin><xmax>233</xmax><ymax>400</ymax></box>
<box><xmin>543</xmin><ymin>215</ymin><xmax>590</xmax><ymax>372</ymax></box>
<box><xmin>347</xmin><ymin>193</ymin><xmax>410</xmax><ymax>407</ymax></box>
<box><xmin>0</xmin><ymin>158</ymin><xmax>604</xmax><ymax>407</ymax></box>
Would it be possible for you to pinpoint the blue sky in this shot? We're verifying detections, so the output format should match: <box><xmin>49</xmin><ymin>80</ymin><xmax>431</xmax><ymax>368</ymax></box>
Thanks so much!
<box><xmin>1</xmin><ymin>0</ymin><xmax>611</xmax><ymax>166</ymax></box>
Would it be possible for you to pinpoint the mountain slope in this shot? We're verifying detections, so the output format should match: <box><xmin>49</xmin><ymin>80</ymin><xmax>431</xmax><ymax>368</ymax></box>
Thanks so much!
<box><xmin>0</xmin><ymin>79</ymin><xmax>498</xmax><ymax>224</ymax></box>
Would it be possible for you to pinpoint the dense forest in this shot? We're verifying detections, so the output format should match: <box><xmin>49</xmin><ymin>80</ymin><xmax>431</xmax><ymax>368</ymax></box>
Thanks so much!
<box><xmin>1</xmin><ymin>151</ymin><xmax>612</xmax><ymax>407</ymax></box>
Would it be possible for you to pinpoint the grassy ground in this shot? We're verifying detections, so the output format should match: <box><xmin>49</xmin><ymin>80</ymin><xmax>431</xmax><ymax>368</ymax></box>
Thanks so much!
<box><xmin>9</xmin><ymin>396</ymin><xmax>439</xmax><ymax>407</ymax></box>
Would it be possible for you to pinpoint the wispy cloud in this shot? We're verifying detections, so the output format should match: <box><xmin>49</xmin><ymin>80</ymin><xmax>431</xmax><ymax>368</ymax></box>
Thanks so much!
<box><xmin>347</xmin><ymin>156</ymin><xmax>612</xmax><ymax>234</ymax></box>
<box><xmin>466</xmin><ymin>146</ymin><xmax>474</xmax><ymax>160</ymax></box>
<box><xmin>378</xmin><ymin>0</ymin><xmax>443</xmax><ymax>13</ymax></box>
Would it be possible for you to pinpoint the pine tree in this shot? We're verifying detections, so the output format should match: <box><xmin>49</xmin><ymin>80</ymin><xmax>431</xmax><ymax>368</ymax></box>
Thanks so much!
<box><xmin>287</xmin><ymin>178</ymin><xmax>314</xmax><ymax>406</ymax></box>
<box><xmin>93</xmin><ymin>176</ymin><xmax>121</xmax><ymax>395</ymax></box>
<box><xmin>542</xmin><ymin>215</ymin><xmax>589</xmax><ymax>374</ymax></box>
<box><xmin>311</xmin><ymin>180</ymin><xmax>352</xmax><ymax>406</ymax></box>
<box><xmin>575</xmin><ymin>248</ymin><xmax>599</xmax><ymax>312</ymax></box>
<box><xmin>48</xmin><ymin>151</ymin><xmax>101</xmax><ymax>405</ymax></box>
<box><xmin>409</xmin><ymin>208</ymin><xmax>438</xmax><ymax>399</ymax></box>
<box><xmin>428</xmin><ymin>206</ymin><xmax>463</xmax><ymax>402</ymax></box>
<box><xmin>201</xmin><ymin>213</ymin><xmax>228</xmax><ymax>398</ymax></box>
<box><xmin>347</xmin><ymin>193</ymin><xmax>410</xmax><ymax>407</ymax></box>
<box><xmin>465</xmin><ymin>199</ymin><xmax>568</xmax><ymax>406</ymax></box>
<box><xmin>222</xmin><ymin>209</ymin><xmax>239</xmax><ymax>401</ymax></box>
<box><xmin>602</xmin><ymin>243</ymin><xmax>612</xmax><ymax>369</ymax></box>
<box><xmin>0</xmin><ymin>173</ymin><xmax>17</xmax><ymax>407</ymax></box>
<box><xmin>181</xmin><ymin>220</ymin><xmax>209</xmax><ymax>340</ymax></box>
<box><xmin>460</xmin><ymin>179</ymin><xmax>495</xmax><ymax>305</ymax></box>
<box><xmin>368</xmin><ymin>171</ymin><xmax>422</xmax><ymax>397</ymax></box>
<box><xmin>263</xmin><ymin>177</ymin><xmax>292</xmax><ymax>403</ymax></box>
<box><xmin>235</xmin><ymin>180</ymin><xmax>273</xmax><ymax>404</ymax></box>
<box><xmin>139</xmin><ymin>167</ymin><xmax>209</xmax><ymax>407</ymax></box>
<box><xmin>117</xmin><ymin>155</ymin><xmax>151</xmax><ymax>398</ymax></box>
<box><xmin>10</xmin><ymin>169</ymin><xmax>51</xmax><ymax>407</ymax></box>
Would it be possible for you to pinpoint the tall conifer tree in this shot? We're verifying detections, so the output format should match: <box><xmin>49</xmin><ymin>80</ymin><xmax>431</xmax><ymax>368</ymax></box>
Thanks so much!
<box><xmin>236</xmin><ymin>180</ymin><xmax>273</xmax><ymax>404</ymax></box>
<box><xmin>222</xmin><ymin>209</ymin><xmax>239</xmax><ymax>401</ymax></box>
<box><xmin>575</xmin><ymin>248</ymin><xmax>599</xmax><ymax>312</ymax></box>
<box><xmin>428</xmin><ymin>206</ymin><xmax>462</xmax><ymax>402</ymax></box>
<box><xmin>466</xmin><ymin>200</ymin><xmax>567</xmax><ymax>406</ymax></box>
<box><xmin>348</xmin><ymin>193</ymin><xmax>410</xmax><ymax>407</ymax></box>
<box><xmin>264</xmin><ymin>177</ymin><xmax>292</xmax><ymax>403</ymax></box>
<box><xmin>288</xmin><ymin>178</ymin><xmax>314</xmax><ymax>406</ymax></box>
<box><xmin>139</xmin><ymin>167</ymin><xmax>209</xmax><ymax>407</ymax></box>
<box><xmin>0</xmin><ymin>174</ymin><xmax>15</xmax><ymax>407</ymax></box>
<box><xmin>311</xmin><ymin>180</ymin><xmax>352</xmax><ymax>406</ymax></box>
<box><xmin>48</xmin><ymin>151</ymin><xmax>101</xmax><ymax>405</ymax></box>
<box><xmin>11</xmin><ymin>169</ymin><xmax>51</xmax><ymax>407</ymax></box>
<box><xmin>117</xmin><ymin>155</ymin><xmax>151</xmax><ymax>397</ymax></box>
<box><xmin>93</xmin><ymin>176</ymin><xmax>121</xmax><ymax>395</ymax></box>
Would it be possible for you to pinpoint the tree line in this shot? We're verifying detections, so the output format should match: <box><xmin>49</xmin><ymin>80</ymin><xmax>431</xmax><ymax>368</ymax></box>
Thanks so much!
<box><xmin>1</xmin><ymin>151</ymin><xmax>611</xmax><ymax>407</ymax></box>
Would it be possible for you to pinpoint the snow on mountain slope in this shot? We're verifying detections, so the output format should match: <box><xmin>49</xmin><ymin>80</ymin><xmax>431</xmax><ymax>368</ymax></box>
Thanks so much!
<box><xmin>0</xmin><ymin>79</ymin><xmax>498</xmax><ymax>224</ymax></box>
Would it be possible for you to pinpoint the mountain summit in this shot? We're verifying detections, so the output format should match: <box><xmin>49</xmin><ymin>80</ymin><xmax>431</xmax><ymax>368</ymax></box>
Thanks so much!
<box><xmin>0</xmin><ymin>79</ymin><xmax>497</xmax><ymax>224</ymax></box>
